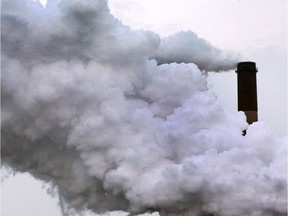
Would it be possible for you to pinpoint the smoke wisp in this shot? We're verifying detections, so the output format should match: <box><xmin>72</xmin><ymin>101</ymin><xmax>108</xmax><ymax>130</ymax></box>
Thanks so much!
<box><xmin>152</xmin><ymin>31</ymin><xmax>240</xmax><ymax>72</ymax></box>
<box><xmin>1</xmin><ymin>0</ymin><xmax>287</xmax><ymax>216</ymax></box>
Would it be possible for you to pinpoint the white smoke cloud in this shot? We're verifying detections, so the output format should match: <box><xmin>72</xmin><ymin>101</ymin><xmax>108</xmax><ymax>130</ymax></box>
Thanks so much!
<box><xmin>1</xmin><ymin>0</ymin><xmax>287</xmax><ymax>216</ymax></box>
<box><xmin>152</xmin><ymin>31</ymin><xmax>240</xmax><ymax>72</ymax></box>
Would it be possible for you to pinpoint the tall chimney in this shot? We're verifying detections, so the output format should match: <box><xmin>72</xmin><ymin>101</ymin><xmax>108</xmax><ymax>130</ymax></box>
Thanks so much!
<box><xmin>236</xmin><ymin>61</ymin><xmax>258</xmax><ymax>125</ymax></box>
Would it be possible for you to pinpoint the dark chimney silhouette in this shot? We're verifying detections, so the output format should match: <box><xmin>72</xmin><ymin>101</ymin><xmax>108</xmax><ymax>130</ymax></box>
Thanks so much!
<box><xmin>236</xmin><ymin>62</ymin><xmax>258</xmax><ymax>125</ymax></box>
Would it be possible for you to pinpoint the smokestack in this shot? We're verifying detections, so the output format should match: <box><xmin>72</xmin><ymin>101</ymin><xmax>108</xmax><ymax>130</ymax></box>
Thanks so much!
<box><xmin>236</xmin><ymin>61</ymin><xmax>258</xmax><ymax>125</ymax></box>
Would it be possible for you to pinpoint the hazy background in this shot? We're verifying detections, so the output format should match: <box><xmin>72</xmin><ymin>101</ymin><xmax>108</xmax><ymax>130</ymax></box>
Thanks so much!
<box><xmin>1</xmin><ymin>0</ymin><xmax>287</xmax><ymax>215</ymax></box>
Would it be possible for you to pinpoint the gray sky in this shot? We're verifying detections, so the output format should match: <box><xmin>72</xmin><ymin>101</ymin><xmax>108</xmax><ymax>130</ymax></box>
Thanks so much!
<box><xmin>2</xmin><ymin>0</ymin><xmax>287</xmax><ymax>215</ymax></box>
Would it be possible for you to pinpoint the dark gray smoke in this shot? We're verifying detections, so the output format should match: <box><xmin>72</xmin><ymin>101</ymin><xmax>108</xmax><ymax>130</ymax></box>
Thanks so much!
<box><xmin>1</xmin><ymin>0</ymin><xmax>287</xmax><ymax>216</ymax></box>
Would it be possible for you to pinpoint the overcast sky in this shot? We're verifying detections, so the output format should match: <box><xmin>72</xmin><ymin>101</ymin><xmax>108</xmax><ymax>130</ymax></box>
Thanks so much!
<box><xmin>2</xmin><ymin>0</ymin><xmax>287</xmax><ymax>216</ymax></box>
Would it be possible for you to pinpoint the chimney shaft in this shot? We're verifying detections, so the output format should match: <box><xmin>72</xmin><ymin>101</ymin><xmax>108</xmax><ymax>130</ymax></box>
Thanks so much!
<box><xmin>236</xmin><ymin>62</ymin><xmax>258</xmax><ymax>125</ymax></box>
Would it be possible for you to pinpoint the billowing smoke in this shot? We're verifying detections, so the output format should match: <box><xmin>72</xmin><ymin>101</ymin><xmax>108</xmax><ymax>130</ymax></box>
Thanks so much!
<box><xmin>152</xmin><ymin>31</ymin><xmax>239</xmax><ymax>72</ymax></box>
<box><xmin>1</xmin><ymin>0</ymin><xmax>287</xmax><ymax>216</ymax></box>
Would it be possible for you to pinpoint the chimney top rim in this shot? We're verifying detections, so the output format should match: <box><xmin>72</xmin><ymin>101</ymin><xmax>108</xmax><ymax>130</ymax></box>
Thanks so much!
<box><xmin>236</xmin><ymin>61</ymin><xmax>257</xmax><ymax>73</ymax></box>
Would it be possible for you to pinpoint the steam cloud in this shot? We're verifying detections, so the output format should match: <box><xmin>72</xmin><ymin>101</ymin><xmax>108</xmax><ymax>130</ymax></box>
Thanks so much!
<box><xmin>152</xmin><ymin>31</ymin><xmax>239</xmax><ymax>72</ymax></box>
<box><xmin>1</xmin><ymin>0</ymin><xmax>287</xmax><ymax>216</ymax></box>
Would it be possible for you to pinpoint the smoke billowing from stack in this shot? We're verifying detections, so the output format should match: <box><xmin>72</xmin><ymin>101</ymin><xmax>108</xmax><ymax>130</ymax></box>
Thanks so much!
<box><xmin>152</xmin><ymin>31</ymin><xmax>240</xmax><ymax>72</ymax></box>
<box><xmin>1</xmin><ymin>0</ymin><xmax>287</xmax><ymax>216</ymax></box>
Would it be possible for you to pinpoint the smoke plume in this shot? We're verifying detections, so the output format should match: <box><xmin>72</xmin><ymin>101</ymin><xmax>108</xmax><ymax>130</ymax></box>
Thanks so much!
<box><xmin>1</xmin><ymin>0</ymin><xmax>287</xmax><ymax>216</ymax></box>
<box><xmin>152</xmin><ymin>31</ymin><xmax>239</xmax><ymax>72</ymax></box>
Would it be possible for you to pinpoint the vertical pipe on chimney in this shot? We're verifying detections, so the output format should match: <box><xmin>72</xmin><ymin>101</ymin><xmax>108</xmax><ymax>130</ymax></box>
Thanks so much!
<box><xmin>236</xmin><ymin>62</ymin><xmax>258</xmax><ymax>125</ymax></box>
